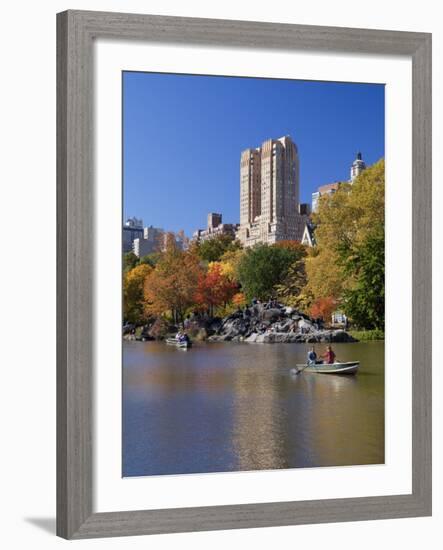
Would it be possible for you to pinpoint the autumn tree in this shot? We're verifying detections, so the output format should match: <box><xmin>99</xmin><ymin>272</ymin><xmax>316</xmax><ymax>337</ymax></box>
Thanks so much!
<box><xmin>304</xmin><ymin>246</ymin><xmax>345</xmax><ymax>303</ymax></box>
<box><xmin>123</xmin><ymin>263</ymin><xmax>152</xmax><ymax>324</ymax></box>
<box><xmin>304</xmin><ymin>158</ymin><xmax>385</xmax><ymax>329</ymax></box>
<box><xmin>273</xmin><ymin>240</ymin><xmax>306</xmax><ymax>255</ymax></box>
<box><xmin>144</xmin><ymin>240</ymin><xmax>201</xmax><ymax>324</ymax></box>
<box><xmin>232</xmin><ymin>292</ymin><xmax>247</xmax><ymax>308</ymax></box>
<box><xmin>218</xmin><ymin>247</ymin><xmax>245</xmax><ymax>282</ymax></box>
<box><xmin>194</xmin><ymin>262</ymin><xmax>238</xmax><ymax>316</ymax></box>
<box><xmin>310</xmin><ymin>296</ymin><xmax>337</xmax><ymax>322</ymax></box>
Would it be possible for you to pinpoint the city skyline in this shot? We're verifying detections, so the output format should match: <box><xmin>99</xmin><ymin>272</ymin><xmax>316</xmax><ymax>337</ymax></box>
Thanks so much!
<box><xmin>123</xmin><ymin>72</ymin><xmax>384</xmax><ymax>236</ymax></box>
<box><xmin>124</xmin><ymin>148</ymin><xmax>372</xmax><ymax>242</ymax></box>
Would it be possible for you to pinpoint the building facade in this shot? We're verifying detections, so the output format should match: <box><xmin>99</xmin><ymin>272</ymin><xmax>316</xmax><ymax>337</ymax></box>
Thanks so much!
<box><xmin>311</xmin><ymin>182</ymin><xmax>340</xmax><ymax>213</ymax></box>
<box><xmin>131</xmin><ymin>225</ymin><xmax>164</xmax><ymax>257</ymax></box>
<box><xmin>311</xmin><ymin>152</ymin><xmax>367</xmax><ymax>212</ymax></box>
<box><xmin>237</xmin><ymin>135</ymin><xmax>302</xmax><ymax>247</ymax></box>
<box><xmin>122</xmin><ymin>217</ymin><xmax>144</xmax><ymax>253</ymax></box>
<box><xmin>130</xmin><ymin>224</ymin><xmax>186</xmax><ymax>258</ymax></box>
<box><xmin>143</xmin><ymin>225</ymin><xmax>165</xmax><ymax>247</ymax></box>
<box><xmin>193</xmin><ymin>213</ymin><xmax>239</xmax><ymax>243</ymax></box>
<box><xmin>133</xmin><ymin>237</ymin><xmax>155</xmax><ymax>258</ymax></box>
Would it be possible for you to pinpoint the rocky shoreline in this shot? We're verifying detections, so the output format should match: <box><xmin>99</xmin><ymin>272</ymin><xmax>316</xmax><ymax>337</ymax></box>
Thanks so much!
<box><xmin>124</xmin><ymin>302</ymin><xmax>357</xmax><ymax>344</ymax></box>
<box><xmin>208</xmin><ymin>303</ymin><xmax>357</xmax><ymax>344</ymax></box>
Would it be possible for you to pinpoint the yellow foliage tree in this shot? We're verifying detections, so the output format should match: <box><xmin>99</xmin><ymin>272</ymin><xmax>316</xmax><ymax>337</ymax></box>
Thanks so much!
<box><xmin>123</xmin><ymin>263</ymin><xmax>152</xmax><ymax>324</ymax></box>
<box><xmin>218</xmin><ymin>248</ymin><xmax>244</xmax><ymax>282</ymax></box>
<box><xmin>304</xmin><ymin>159</ymin><xmax>385</xmax><ymax>323</ymax></box>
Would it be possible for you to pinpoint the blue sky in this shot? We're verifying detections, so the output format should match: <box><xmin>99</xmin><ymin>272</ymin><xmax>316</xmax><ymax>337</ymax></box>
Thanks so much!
<box><xmin>123</xmin><ymin>72</ymin><xmax>384</xmax><ymax>236</ymax></box>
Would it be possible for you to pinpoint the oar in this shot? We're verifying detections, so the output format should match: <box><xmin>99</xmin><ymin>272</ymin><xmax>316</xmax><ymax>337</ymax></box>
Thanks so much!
<box><xmin>290</xmin><ymin>364</ymin><xmax>311</xmax><ymax>375</ymax></box>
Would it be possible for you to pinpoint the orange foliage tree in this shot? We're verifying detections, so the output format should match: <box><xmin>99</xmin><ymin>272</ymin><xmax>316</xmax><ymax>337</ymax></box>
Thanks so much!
<box><xmin>273</xmin><ymin>240</ymin><xmax>306</xmax><ymax>257</ymax></box>
<box><xmin>144</xmin><ymin>240</ymin><xmax>202</xmax><ymax>324</ymax></box>
<box><xmin>310</xmin><ymin>296</ymin><xmax>337</xmax><ymax>322</ymax></box>
<box><xmin>194</xmin><ymin>262</ymin><xmax>238</xmax><ymax>316</ymax></box>
<box><xmin>232</xmin><ymin>292</ymin><xmax>247</xmax><ymax>308</ymax></box>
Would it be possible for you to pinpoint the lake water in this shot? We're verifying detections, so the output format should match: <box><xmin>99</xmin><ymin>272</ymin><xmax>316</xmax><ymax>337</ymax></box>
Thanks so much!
<box><xmin>123</xmin><ymin>340</ymin><xmax>384</xmax><ymax>477</ymax></box>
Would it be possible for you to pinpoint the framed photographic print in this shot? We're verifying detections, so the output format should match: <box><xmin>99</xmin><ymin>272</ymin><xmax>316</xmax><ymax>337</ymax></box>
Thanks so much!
<box><xmin>57</xmin><ymin>10</ymin><xmax>432</xmax><ymax>539</ymax></box>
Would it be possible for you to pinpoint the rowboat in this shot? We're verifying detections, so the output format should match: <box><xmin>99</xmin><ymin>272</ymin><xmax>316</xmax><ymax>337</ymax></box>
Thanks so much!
<box><xmin>293</xmin><ymin>361</ymin><xmax>360</xmax><ymax>375</ymax></box>
<box><xmin>165</xmin><ymin>337</ymin><xmax>192</xmax><ymax>349</ymax></box>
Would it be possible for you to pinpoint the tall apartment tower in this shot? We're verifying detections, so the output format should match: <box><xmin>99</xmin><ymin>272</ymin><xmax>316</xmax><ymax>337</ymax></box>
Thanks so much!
<box><xmin>240</xmin><ymin>148</ymin><xmax>261</xmax><ymax>226</ymax></box>
<box><xmin>237</xmin><ymin>136</ymin><xmax>301</xmax><ymax>247</ymax></box>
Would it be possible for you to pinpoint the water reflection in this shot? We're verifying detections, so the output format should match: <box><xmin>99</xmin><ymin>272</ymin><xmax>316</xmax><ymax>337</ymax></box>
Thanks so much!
<box><xmin>123</xmin><ymin>341</ymin><xmax>384</xmax><ymax>476</ymax></box>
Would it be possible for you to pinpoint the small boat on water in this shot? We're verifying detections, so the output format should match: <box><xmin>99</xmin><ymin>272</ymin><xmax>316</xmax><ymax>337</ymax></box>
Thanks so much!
<box><xmin>165</xmin><ymin>337</ymin><xmax>192</xmax><ymax>349</ymax></box>
<box><xmin>293</xmin><ymin>361</ymin><xmax>360</xmax><ymax>375</ymax></box>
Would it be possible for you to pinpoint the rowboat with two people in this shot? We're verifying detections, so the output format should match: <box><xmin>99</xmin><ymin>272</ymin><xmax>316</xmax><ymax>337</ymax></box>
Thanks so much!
<box><xmin>166</xmin><ymin>330</ymin><xmax>192</xmax><ymax>349</ymax></box>
<box><xmin>291</xmin><ymin>344</ymin><xmax>359</xmax><ymax>375</ymax></box>
<box><xmin>291</xmin><ymin>361</ymin><xmax>360</xmax><ymax>375</ymax></box>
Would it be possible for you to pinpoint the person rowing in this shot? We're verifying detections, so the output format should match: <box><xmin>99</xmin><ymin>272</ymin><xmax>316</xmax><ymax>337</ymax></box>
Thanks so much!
<box><xmin>306</xmin><ymin>347</ymin><xmax>318</xmax><ymax>365</ymax></box>
<box><xmin>322</xmin><ymin>345</ymin><xmax>336</xmax><ymax>364</ymax></box>
<box><xmin>175</xmin><ymin>328</ymin><xmax>188</xmax><ymax>343</ymax></box>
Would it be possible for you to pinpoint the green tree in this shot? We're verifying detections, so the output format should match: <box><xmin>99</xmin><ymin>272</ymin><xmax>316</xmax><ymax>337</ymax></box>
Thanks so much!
<box><xmin>237</xmin><ymin>243</ymin><xmax>303</xmax><ymax>301</ymax></box>
<box><xmin>275</xmin><ymin>258</ymin><xmax>307</xmax><ymax>308</ymax></box>
<box><xmin>342</xmin><ymin>230</ymin><xmax>385</xmax><ymax>330</ymax></box>
<box><xmin>196</xmin><ymin>234</ymin><xmax>242</xmax><ymax>262</ymax></box>
<box><xmin>123</xmin><ymin>251</ymin><xmax>139</xmax><ymax>272</ymax></box>
<box><xmin>139</xmin><ymin>254</ymin><xmax>159</xmax><ymax>267</ymax></box>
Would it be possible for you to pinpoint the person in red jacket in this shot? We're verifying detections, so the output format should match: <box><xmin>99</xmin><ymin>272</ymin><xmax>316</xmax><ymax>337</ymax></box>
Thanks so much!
<box><xmin>322</xmin><ymin>345</ymin><xmax>336</xmax><ymax>364</ymax></box>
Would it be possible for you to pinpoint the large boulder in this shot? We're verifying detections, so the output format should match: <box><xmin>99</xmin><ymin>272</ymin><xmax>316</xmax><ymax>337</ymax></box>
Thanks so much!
<box><xmin>272</xmin><ymin>319</ymin><xmax>294</xmax><ymax>333</ymax></box>
<box><xmin>261</xmin><ymin>308</ymin><xmax>283</xmax><ymax>322</ymax></box>
<box><xmin>330</xmin><ymin>329</ymin><xmax>357</xmax><ymax>342</ymax></box>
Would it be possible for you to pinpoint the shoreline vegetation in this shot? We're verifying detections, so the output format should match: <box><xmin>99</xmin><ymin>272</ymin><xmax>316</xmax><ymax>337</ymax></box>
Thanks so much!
<box><xmin>123</xmin><ymin>160</ymin><xmax>385</xmax><ymax>344</ymax></box>
<box><xmin>348</xmin><ymin>329</ymin><xmax>385</xmax><ymax>341</ymax></box>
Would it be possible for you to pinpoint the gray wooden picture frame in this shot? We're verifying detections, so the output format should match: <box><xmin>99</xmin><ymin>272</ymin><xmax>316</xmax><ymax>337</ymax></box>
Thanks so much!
<box><xmin>57</xmin><ymin>9</ymin><xmax>432</xmax><ymax>539</ymax></box>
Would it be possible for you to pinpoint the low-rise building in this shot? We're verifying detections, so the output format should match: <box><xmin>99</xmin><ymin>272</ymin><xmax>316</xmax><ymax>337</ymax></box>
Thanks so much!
<box><xmin>312</xmin><ymin>181</ymin><xmax>340</xmax><ymax>212</ymax></box>
<box><xmin>311</xmin><ymin>152</ymin><xmax>367</xmax><ymax>212</ymax></box>
<box><xmin>133</xmin><ymin>226</ymin><xmax>185</xmax><ymax>257</ymax></box>
<box><xmin>193</xmin><ymin>213</ymin><xmax>239</xmax><ymax>243</ymax></box>
<box><xmin>311</xmin><ymin>182</ymin><xmax>340</xmax><ymax>213</ymax></box>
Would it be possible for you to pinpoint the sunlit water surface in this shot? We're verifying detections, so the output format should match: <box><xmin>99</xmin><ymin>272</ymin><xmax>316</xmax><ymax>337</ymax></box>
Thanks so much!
<box><xmin>123</xmin><ymin>340</ymin><xmax>384</xmax><ymax>476</ymax></box>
